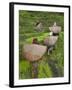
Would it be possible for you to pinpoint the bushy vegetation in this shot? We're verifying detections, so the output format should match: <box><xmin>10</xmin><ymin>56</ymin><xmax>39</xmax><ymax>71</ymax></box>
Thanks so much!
<box><xmin>19</xmin><ymin>10</ymin><xmax>64</xmax><ymax>79</ymax></box>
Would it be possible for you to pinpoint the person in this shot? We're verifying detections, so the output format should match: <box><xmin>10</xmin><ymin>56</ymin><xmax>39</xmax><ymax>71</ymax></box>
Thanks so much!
<box><xmin>34</xmin><ymin>21</ymin><xmax>43</xmax><ymax>32</ymax></box>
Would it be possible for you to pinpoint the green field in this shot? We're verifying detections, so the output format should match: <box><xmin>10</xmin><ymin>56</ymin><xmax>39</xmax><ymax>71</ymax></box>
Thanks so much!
<box><xmin>19</xmin><ymin>10</ymin><xmax>64</xmax><ymax>79</ymax></box>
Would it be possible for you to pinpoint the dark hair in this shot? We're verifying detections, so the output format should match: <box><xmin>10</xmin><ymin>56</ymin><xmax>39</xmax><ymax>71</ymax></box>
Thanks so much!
<box><xmin>32</xmin><ymin>38</ymin><xmax>39</xmax><ymax>44</ymax></box>
<box><xmin>53</xmin><ymin>33</ymin><xmax>59</xmax><ymax>36</ymax></box>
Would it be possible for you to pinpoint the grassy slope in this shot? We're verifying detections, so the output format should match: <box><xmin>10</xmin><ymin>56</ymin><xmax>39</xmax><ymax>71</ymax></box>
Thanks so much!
<box><xmin>19</xmin><ymin>11</ymin><xmax>64</xmax><ymax>79</ymax></box>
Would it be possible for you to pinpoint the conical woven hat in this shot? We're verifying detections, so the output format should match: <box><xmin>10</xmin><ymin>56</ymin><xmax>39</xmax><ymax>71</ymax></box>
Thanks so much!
<box><xmin>23</xmin><ymin>44</ymin><xmax>47</xmax><ymax>62</ymax></box>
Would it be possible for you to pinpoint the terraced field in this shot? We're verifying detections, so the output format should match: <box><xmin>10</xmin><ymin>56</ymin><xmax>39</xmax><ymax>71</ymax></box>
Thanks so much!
<box><xmin>19</xmin><ymin>10</ymin><xmax>64</xmax><ymax>79</ymax></box>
